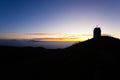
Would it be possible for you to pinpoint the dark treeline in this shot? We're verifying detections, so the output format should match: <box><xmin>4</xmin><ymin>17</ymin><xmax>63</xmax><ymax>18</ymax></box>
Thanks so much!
<box><xmin>1</xmin><ymin>36</ymin><xmax>120</xmax><ymax>80</ymax></box>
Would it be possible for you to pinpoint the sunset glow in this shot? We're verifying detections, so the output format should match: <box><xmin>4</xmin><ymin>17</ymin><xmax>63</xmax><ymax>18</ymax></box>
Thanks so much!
<box><xmin>1</xmin><ymin>0</ymin><xmax>120</xmax><ymax>43</ymax></box>
<box><xmin>0</xmin><ymin>33</ymin><xmax>92</xmax><ymax>42</ymax></box>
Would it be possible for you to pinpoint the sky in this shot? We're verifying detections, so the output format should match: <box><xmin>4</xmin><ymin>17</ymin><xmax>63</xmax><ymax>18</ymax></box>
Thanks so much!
<box><xmin>1</xmin><ymin>0</ymin><xmax>120</xmax><ymax>42</ymax></box>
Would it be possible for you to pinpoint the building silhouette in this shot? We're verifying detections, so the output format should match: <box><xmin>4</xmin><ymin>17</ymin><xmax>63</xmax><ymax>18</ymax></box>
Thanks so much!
<box><xmin>93</xmin><ymin>27</ymin><xmax>101</xmax><ymax>38</ymax></box>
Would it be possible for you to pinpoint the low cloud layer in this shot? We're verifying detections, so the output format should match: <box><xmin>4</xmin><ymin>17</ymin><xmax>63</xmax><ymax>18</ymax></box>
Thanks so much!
<box><xmin>0</xmin><ymin>33</ymin><xmax>93</xmax><ymax>41</ymax></box>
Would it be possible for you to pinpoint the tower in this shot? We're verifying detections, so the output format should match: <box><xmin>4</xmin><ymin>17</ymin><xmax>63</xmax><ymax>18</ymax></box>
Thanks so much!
<box><xmin>93</xmin><ymin>26</ymin><xmax>101</xmax><ymax>38</ymax></box>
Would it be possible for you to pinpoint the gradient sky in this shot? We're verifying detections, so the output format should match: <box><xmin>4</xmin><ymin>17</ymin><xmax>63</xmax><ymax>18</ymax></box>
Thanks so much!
<box><xmin>1</xmin><ymin>0</ymin><xmax>120</xmax><ymax>41</ymax></box>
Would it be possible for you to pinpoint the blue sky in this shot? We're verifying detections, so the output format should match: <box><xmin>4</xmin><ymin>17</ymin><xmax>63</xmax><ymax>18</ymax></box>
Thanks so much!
<box><xmin>1</xmin><ymin>0</ymin><xmax>120</xmax><ymax>41</ymax></box>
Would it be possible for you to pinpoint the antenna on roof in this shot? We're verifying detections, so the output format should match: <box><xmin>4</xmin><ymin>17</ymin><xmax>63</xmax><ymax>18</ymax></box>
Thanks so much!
<box><xmin>96</xmin><ymin>25</ymin><xmax>99</xmax><ymax>27</ymax></box>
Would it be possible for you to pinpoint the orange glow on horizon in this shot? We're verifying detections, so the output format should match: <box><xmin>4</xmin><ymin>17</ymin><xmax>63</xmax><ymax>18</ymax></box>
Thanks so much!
<box><xmin>4</xmin><ymin>33</ymin><xmax>120</xmax><ymax>42</ymax></box>
<box><xmin>34</xmin><ymin>38</ymin><xmax>82</xmax><ymax>42</ymax></box>
<box><xmin>2</xmin><ymin>34</ymin><xmax>120</xmax><ymax>42</ymax></box>
<box><xmin>0</xmin><ymin>33</ymin><xmax>93</xmax><ymax>42</ymax></box>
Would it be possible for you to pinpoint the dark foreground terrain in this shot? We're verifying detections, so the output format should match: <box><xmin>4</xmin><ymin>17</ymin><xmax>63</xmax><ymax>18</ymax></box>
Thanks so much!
<box><xmin>1</xmin><ymin>36</ymin><xmax>120</xmax><ymax>80</ymax></box>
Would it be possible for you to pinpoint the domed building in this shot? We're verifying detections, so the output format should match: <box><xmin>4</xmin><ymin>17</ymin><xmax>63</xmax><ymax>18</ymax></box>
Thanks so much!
<box><xmin>93</xmin><ymin>27</ymin><xmax>101</xmax><ymax>38</ymax></box>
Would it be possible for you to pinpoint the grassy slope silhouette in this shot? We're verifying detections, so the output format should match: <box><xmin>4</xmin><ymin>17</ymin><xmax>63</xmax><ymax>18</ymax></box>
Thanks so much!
<box><xmin>0</xmin><ymin>36</ymin><xmax>120</xmax><ymax>80</ymax></box>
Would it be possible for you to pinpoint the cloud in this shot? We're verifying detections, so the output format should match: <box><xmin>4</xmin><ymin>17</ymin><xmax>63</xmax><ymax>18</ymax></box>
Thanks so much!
<box><xmin>31</xmin><ymin>37</ymin><xmax>81</xmax><ymax>42</ymax></box>
<box><xmin>25</xmin><ymin>33</ymin><xmax>62</xmax><ymax>37</ymax></box>
<box><xmin>25</xmin><ymin>33</ymin><xmax>92</xmax><ymax>37</ymax></box>
<box><xmin>25</xmin><ymin>33</ymin><xmax>56</xmax><ymax>35</ymax></box>
<box><xmin>24</xmin><ymin>33</ymin><xmax>65</xmax><ymax>38</ymax></box>
<box><xmin>0</xmin><ymin>33</ymin><xmax>93</xmax><ymax>42</ymax></box>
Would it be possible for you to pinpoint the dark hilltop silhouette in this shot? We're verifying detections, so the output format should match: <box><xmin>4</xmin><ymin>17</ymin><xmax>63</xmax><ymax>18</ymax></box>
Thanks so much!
<box><xmin>1</xmin><ymin>27</ymin><xmax>120</xmax><ymax>80</ymax></box>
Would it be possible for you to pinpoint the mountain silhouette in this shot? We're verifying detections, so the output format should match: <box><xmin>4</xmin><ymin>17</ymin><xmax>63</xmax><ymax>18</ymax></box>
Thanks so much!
<box><xmin>66</xmin><ymin>36</ymin><xmax>120</xmax><ymax>51</ymax></box>
<box><xmin>1</xmin><ymin>35</ymin><xmax>120</xmax><ymax>80</ymax></box>
<box><xmin>64</xmin><ymin>36</ymin><xmax>120</xmax><ymax>80</ymax></box>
